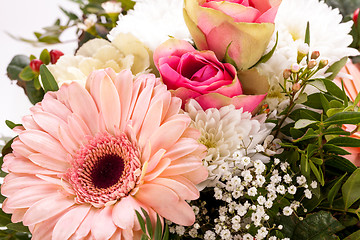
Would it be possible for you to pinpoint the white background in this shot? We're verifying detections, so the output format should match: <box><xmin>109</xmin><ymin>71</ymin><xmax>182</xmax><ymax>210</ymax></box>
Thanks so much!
<box><xmin>0</xmin><ymin>0</ymin><xmax>80</xmax><ymax>137</ymax></box>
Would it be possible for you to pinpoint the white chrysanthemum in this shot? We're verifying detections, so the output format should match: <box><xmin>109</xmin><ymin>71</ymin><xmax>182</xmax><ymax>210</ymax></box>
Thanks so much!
<box><xmin>185</xmin><ymin>100</ymin><xmax>275</xmax><ymax>188</ymax></box>
<box><xmin>108</xmin><ymin>0</ymin><xmax>191</xmax><ymax>51</ymax></box>
<box><xmin>257</xmin><ymin>0</ymin><xmax>359</xmax><ymax>110</ymax></box>
<box><xmin>48</xmin><ymin>33</ymin><xmax>150</xmax><ymax>87</ymax></box>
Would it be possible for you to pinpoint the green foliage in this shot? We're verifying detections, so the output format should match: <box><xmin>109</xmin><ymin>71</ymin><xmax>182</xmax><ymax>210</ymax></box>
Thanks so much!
<box><xmin>39</xmin><ymin>65</ymin><xmax>59</xmax><ymax>92</ymax></box>
<box><xmin>325</xmin><ymin>0</ymin><xmax>360</xmax><ymax>18</ymax></box>
<box><xmin>342</xmin><ymin>169</ymin><xmax>360</xmax><ymax>210</ymax></box>
<box><xmin>135</xmin><ymin>208</ymin><xmax>169</xmax><ymax>240</ymax></box>
<box><xmin>6</xmin><ymin>55</ymin><xmax>30</xmax><ymax>80</ymax></box>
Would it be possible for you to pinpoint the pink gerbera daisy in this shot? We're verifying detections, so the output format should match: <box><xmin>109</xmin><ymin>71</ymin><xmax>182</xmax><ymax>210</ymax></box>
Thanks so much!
<box><xmin>1</xmin><ymin>68</ymin><xmax>207</xmax><ymax>239</ymax></box>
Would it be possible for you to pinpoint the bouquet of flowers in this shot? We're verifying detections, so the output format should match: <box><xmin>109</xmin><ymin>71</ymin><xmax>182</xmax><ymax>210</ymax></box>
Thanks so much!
<box><xmin>2</xmin><ymin>0</ymin><xmax>360</xmax><ymax>239</ymax></box>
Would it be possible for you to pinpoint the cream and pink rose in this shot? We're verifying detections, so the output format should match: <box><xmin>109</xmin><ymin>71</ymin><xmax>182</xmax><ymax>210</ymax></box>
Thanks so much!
<box><xmin>183</xmin><ymin>0</ymin><xmax>281</xmax><ymax>70</ymax></box>
<box><xmin>153</xmin><ymin>38</ymin><xmax>266</xmax><ymax>112</ymax></box>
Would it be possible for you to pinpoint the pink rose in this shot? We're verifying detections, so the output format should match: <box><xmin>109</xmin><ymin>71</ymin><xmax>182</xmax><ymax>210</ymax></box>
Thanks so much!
<box><xmin>153</xmin><ymin>38</ymin><xmax>266</xmax><ymax>112</ymax></box>
<box><xmin>201</xmin><ymin>0</ymin><xmax>281</xmax><ymax>23</ymax></box>
<box><xmin>184</xmin><ymin>0</ymin><xmax>281</xmax><ymax>70</ymax></box>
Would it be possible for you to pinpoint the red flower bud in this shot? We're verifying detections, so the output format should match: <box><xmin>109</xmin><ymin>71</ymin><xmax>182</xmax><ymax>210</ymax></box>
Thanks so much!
<box><xmin>29</xmin><ymin>59</ymin><xmax>43</xmax><ymax>73</ymax></box>
<box><xmin>50</xmin><ymin>49</ymin><xmax>64</xmax><ymax>64</ymax></box>
<box><xmin>354</xmin><ymin>8</ymin><xmax>359</xmax><ymax>25</ymax></box>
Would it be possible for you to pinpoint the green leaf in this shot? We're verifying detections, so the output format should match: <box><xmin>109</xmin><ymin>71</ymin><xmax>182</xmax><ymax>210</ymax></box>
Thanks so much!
<box><xmin>135</xmin><ymin>210</ymin><xmax>146</xmax><ymax>235</ymax></box>
<box><xmin>311</xmin><ymin>157</ymin><xmax>323</xmax><ymax>165</ymax></box>
<box><xmin>327</xmin><ymin>137</ymin><xmax>360</xmax><ymax>147</ymax></box>
<box><xmin>25</xmin><ymin>80</ymin><xmax>45</xmax><ymax>104</ymax></box>
<box><xmin>292</xmin><ymin>211</ymin><xmax>344</xmax><ymax>240</ymax></box>
<box><xmin>294</xmin><ymin>119</ymin><xmax>318</xmax><ymax>129</ymax></box>
<box><xmin>322</xmin><ymin>78</ymin><xmax>347</xmax><ymax>100</ymax></box>
<box><xmin>224</xmin><ymin>42</ymin><xmax>237</xmax><ymax>69</ymax></box>
<box><xmin>1</xmin><ymin>137</ymin><xmax>15</xmax><ymax>157</ymax></box>
<box><xmin>5</xmin><ymin>120</ymin><xmax>22</xmax><ymax>130</ymax></box>
<box><xmin>6</xmin><ymin>223</ymin><xmax>30</xmax><ymax>233</ymax></box>
<box><xmin>323</xmin><ymin>127</ymin><xmax>350</xmax><ymax>136</ymax></box>
<box><xmin>325</xmin><ymin>57</ymin><xmax>348</xmax><ymax>80</ymax></box>
<box><xmin>19</xmin><ymin>66</ymin><xmax>36</xmax><ymax>81</ymax></box>
<box><xmin>39</xmin><ymin>49</ymin><xmax>50</xmax><ymax>65</ymax></box>
<box><xmin>289</xmin><ymin>108</ymin><xmax>321</xmax><ymax>121</ymax></box>
<box><xmin>310</xmin><ymin>160</ymin><xmax>324</xmax><ymax>186</ymax></box>
<box><xmin>301</xmin><ymin>155</ymin><xmax>311</xmax><ymax>179</ymax></box>
<box><xmin>252</xmin><ymin>32</ymin><xmax>278</xmax><ymax>67</ymax></box>
<box><xmin>324</xmin><ymin>112</ymin><xmax>360</xmax><ymax>126</ymax></box>
<box><xmin>153</xmin><ymin>214</ymin><xmax>162</xmax><ymax>240</ymax></box>
<box><xmin>141</xmin><ymin>208</ymin><xmax>153</xmax><ymax>238</ymax></box>
<box><xmin>305</xmin><ymin>21</ymin><xmax>310</xmax><ymax>46</ymax></box>
<box><xmin>304</xmin><ymin>93</ymin><xmax>337</xmax><ymax>109</ymax></box>
<box><xmin>162</xmin><ymin>223</ymin><xmax>169</xmax><ymax>240</ymax></box>
<box><xmin>325</xmin><ymin>156</ymin><xmax>357</xmax><ymax>173</ymax></box>
<box><xmin>60</xmin><ymin>7</ymin><xmax>79</xmax><ymax>20</ymax></box>
<box><xmin>119</xmin><ymin>0</ymin><xmax>136</xmax><ymax>11</ymax></box>
<box><xmin>7</xmin><ymin>55</ymin><xmax>30</xmax><ymax>80</ymax></box>
<box><xmin>39</xmin><ymin>65</ymin><xmax>59</xmax><ymax>92</ymax></box>
<box><xmin>295</xmin><ymin>93</ymin><xmax>308</xmax><ymax>104</ymax></box>
<box><xmin>141</xmin><ymin>234</ymin><xmax>148</xmax><ymax>240</ymax></box>
<box><xmin>320</xmin><ymin>94</ymin><xmax>330</xmax><ymax>113</ymax></box>
<box><xmin>0</xmin><ymin>209</ymin><xmax>12</xmax><ymax>227</ymax></box>
<box><xmin>323</xmin><ymin>144</ymin><xmax>351</xmax><ymax>155</ymax></box>
<box><xmin>344</xmin><ymin>229</ymin><xmax>360</xmax><ymax>240</ymax></box>
<box><xmin>342</xmin><ymin>168</ymin><xmax>360</xmax><ymax>210</ymax></box>
<box><xmin>328</xmin><ymin>173</ymin><xmax>347</xmax><ymax>207</ymax></box>
<box><xmin>294</xmin><ymin>128</ymin><xmax>318</xmax><ymax>142</ymax></box>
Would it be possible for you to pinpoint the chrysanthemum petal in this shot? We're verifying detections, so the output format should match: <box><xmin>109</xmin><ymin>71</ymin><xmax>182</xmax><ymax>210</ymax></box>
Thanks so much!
<box><xmin>112</xmin><ymin>196</ymin><xmax>139</xmax><ymax>229</ymax></box>
<box><xmin>32</xmin><ymin>111</ymin><xmax>67</xmax><ymax>139</ymax></box>
<box><xmin>114</xmin><ymin>70</ymin><xmax>133</xmax><ymax>130</ymax></box>
<box><xmin>150</xmin><ymin>177</ymin><xmax>199</xmax><ymax>200</ymax></box>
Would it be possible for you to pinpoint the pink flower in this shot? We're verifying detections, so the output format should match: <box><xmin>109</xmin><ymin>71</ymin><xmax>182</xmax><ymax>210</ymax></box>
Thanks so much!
<box><xmin>201</xmin><ymin>0</ymin><xmax>280</xmax><ymax>23</ymax></box>
<box><xmin>1</xmin><ymin>68</ymin><xmax>207</xmax><ymax>239</ymax></box>
<box><xmin>334</xmin><ymin>61</ymin><xmax>360</xmax><ymax>166</ymax></box>
<box><xmin>153</xmin><ymin>38</ymin><xmax>266</xmax><ymax>112</ymax></box>
<box><xmin>183</xmin><ymin>0</ymin><xmax>281</xmax><ymax>69</ymax></box>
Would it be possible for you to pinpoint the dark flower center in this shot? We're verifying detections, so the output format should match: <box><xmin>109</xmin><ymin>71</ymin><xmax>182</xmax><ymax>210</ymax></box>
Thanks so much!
<box><xmin>91</xmin><ymin>154</ymin><xmax>125</xmax><ymax>189</ymax></box>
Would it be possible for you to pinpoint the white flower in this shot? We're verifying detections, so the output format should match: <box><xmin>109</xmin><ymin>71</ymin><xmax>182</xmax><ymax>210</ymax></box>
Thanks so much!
<box><xmin>257</xmin><ymin>196</ymin><xmax>266</xmax><ymax>205</ymax></box>
<box><xmin>220</xmin><ymin>229</ymin><xmax>231</xmax><ymax>240</ymax></box>
<box><xmin>189</xmin><ymin>228</ymin><xmax>198</xmax><ymax>238</ymax></box>
<box><xmin>274</xmin><ymin>158</ymin><xmax>281</xmax><ymax>165</ymax></box>
<box><xmin>232</xmin><ymin>190</ymin><xmax>242</xmax><ymax>199</ymax></box>
<box><xmin>280</xmin><ymin>162</ymin><xmax>289</xmax><ymax>172</ymax></box>
<box><xmin>109</xmin><ymin>0</ymin><xmax>191</xmax><ymax>51</ymax></box>
<box><xmin>265</xmin><ymin>200</ymin><xmax>273</xmax><ymax>209</ymax></box>
<box><xmin>276</xmin><ymin>185</ymin><xmax>287</xmax><ymax>195</ymax></box>
<box><xmin>243</xmin><ymin>233</ymin><xmax>254</xmax><ymax>240</ymax></box>
<box><xmin>283</xmin><ymin>206</ymin><xmax>294</xmax><ymax>216</ymax></box>
<box><xmin>311</xmin><ymin>181</ymin><xmax>318</xmax><ymax>189</ymax></box>
<box><xmin>255</xmin><ymin>175</ymin><xmax>266</xmax><ymax>187</ymax></box>
<box><xmin>269</xmin><ymin>237</ymin><xmax>277</xmax><ymax>240</ymax></box>
<box><xmin>186</xmin><ymin>100</ymin><xmax>275</xmax><ymax>188</ymax></box>
<box><xmin>284</xmin><ymin>174</ymin><xmax>292</xmax><ymax>184</ymax></box>
<box><xmin>237</xmin><ymin>206</ymin><xmax>248</xmax><ymax>217</ymax></box>
<box><xmin>204</xmin><ymin>231</ymin><xmax>216</xmax><ymax>240</ymax></box>
<box><xmin>101</xmin><ymin>1</ymin><xmax>122</xmax><ymax>14</ymax></box>
<box><xmin>304</xmin><ymin>189</ymin><xmax>313</xmax><ymax>199</ymax></box>
<box><xmin>232</xmin><ymin>222</ymin><xmax>241</xmax><ymax>231</ymax></box>
<box><xmin>49</xmin><ymin>33</ymin><xmax>150</xmax><ymax>87</ymax></box>
<box><xmin>248</xmin><ymin>187</ymin><xmax>258</xmax><ymax>197</ymax></box>
<box><xmin>288</xmin><ymin>185</ymin><xmax>297</xmax><ymax>195</ymax></box>
<box><xmin>240</xmin><ymin>156</ymin><xmax>252</xmax><ymax>167</ymax></box>
<box><xmin>297</xmin><ymin>175</ymin><xmax>307</xmax><ymax>185</ymax></box>
<box><xmin>257</xmin><ymin>0</ymin><xmax>359</xmax><ymax>110</ymax></box>
<box><xmin>175</xmin><ymin>226</ymin><xmax>186</xmax><ymax>236</ymax></box>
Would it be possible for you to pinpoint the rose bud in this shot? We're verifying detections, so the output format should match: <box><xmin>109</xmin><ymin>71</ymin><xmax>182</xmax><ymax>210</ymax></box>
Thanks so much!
<box><xmin>292</xmin><ymin>83</ymin><xmax>301</xmax><ymax>92</ymax></box>
<box><xmin>307</xmin><ymin>59</ymin><xmax>317</xmax><ymax>69</ymax></box>
<box><xmin>50</xmin><ymin>49</ymin><xmax>64</xmax><ymax>64</ymax></box>
<box><xmin>29</xmin><ymin>59</ymin><xmax>44</xmax><ymax>73</ymax></box>
<box><xmin>319</xmin><ymin>59</ymin><xmax>329</xmax><ymax>69</ymax></box>
<box><xmin>283</xmin><ymin>69</ymin><xmax>292</xmax><ymax>79</ymax></box>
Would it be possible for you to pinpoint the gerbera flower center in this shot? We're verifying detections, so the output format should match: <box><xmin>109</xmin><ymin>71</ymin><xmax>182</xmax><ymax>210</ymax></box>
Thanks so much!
<box><xmin>90</xmin><ymin>154</ymin><xmax>125</xmax><ymax>189</ymax></box>
<box><xmin>66</xmin><ymin>132</ymin><xmax>141</xmax><ymax>207</ymax></box>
